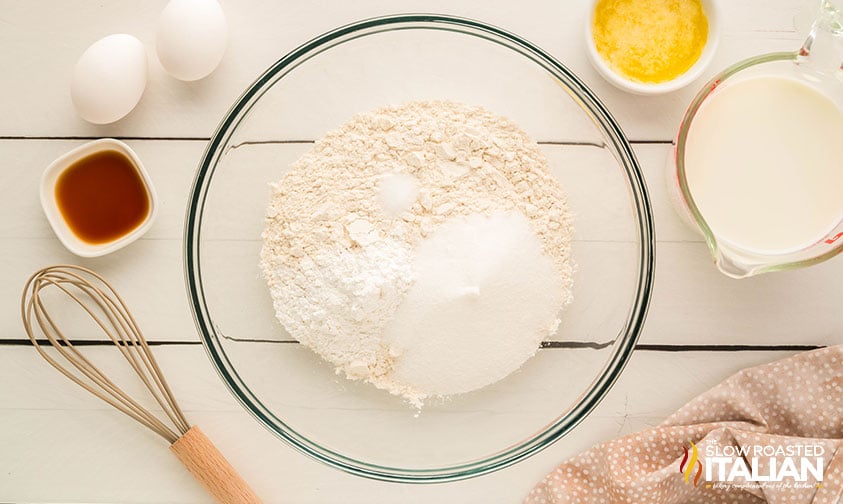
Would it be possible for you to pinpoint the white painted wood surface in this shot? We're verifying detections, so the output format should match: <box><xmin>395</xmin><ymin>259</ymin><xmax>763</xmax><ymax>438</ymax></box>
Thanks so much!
<box><xmin>1</xmin><ymin>0</ymin><xmax>840</xmax><ymax>503</ymax></box>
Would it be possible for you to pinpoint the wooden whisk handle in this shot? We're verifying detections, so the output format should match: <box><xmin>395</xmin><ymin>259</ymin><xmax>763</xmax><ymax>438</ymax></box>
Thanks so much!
<box><xmin>170</xmin><ymin>426</ymin><xmax>262</xmax><ymax>504</ymax></box>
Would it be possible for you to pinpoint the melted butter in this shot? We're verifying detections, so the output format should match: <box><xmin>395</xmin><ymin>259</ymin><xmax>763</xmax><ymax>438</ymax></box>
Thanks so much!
<box><xmin>593</xmin><ymin>0</ymin><xmax>709</xmax><ymax>84</ymax></box>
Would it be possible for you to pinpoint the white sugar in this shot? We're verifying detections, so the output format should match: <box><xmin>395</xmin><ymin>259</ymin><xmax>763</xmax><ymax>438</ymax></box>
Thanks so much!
<box><xmin>383</xmin><ymin>212</ymin><xmax>564</xmax><ymax>400</ymax></box>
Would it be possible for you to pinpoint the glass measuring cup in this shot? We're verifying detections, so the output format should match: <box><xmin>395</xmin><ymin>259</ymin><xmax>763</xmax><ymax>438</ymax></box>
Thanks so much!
<box><xmin>670</xmin><ymin>0</ymin><xmax>843</xmax><ymax>278</ymax></box>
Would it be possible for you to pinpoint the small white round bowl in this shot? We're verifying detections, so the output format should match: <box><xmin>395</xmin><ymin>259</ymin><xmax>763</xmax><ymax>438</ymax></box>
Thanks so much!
<box><xmin>40</xmin><ymin>138</ymin><xmax>158</xmax><ymax>258</ymax></box>
<box><xmin>585</xmin><ymin>0</ymin><xmax>721</xmax><ymax>95</ymax></box>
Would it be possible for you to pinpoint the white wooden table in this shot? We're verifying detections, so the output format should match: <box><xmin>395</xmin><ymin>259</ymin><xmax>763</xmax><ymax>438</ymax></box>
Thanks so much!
<box><xmin>2</xmin><ymin>1</ymin><xmax>841</xmax><ymax>502</ymax></box>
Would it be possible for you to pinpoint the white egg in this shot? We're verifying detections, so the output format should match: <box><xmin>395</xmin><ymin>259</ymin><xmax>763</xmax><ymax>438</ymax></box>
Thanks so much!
<box><xmin>156</xmin><ymin>0</ymin><xmax>227</xmax><ymax>81</ymax></box>
<box><xmin>71</xmin><ymin>34</ymin><xmax>148</xmax><ymax>125</ymax></box>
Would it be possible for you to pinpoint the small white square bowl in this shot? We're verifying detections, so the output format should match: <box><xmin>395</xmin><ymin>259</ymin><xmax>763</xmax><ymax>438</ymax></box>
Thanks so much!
<box><xmin>40</xmin><ymin>138</ymin><xmax>158</xmax><ymax>257</ymax></box>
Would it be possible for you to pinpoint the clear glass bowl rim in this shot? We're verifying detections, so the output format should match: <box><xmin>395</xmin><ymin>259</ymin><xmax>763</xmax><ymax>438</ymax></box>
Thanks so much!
<box><xmin>184</xmin><ymin>13</ymin><xmax>656</xmax><ymax>483</ymax></box>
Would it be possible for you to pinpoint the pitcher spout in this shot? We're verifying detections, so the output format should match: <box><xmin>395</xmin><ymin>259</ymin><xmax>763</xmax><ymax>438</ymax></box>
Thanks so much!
<box><xmin>713</xmin><ymin>250</ymin><xmax>758</xmax><ymax>279</ymax></box>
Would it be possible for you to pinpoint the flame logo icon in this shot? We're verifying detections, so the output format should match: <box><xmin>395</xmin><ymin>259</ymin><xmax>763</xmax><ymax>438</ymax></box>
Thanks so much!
<box><xmin>679</xmin><ymin>441</ymin><xmax>703</xmax><ymax>486</ymax></box>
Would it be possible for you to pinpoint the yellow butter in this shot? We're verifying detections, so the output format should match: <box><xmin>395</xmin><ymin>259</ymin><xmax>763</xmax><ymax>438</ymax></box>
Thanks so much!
<box><xmin>592</xmin><ymin>0</ymin><xmax>709</xmax><ymax>84</ymax></box>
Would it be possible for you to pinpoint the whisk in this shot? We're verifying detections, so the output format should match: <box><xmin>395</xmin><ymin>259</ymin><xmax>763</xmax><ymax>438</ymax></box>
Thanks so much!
<box><xmin>21</xmin><ymin>265</ymin><xmax>262</xmax><ymax>504</ymax></box>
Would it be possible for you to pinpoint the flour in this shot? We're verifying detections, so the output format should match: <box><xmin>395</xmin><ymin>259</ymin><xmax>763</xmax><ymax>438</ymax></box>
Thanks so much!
<box><xmin>260</xmin><ymin>101</ymin><xmax>574</xmax><ymax>406</ymax></box>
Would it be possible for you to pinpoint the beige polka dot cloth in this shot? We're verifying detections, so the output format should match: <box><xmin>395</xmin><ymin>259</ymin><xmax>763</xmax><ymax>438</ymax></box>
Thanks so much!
<box><xmin>525</xmin><ymin>346</ymin><xmax>843</xmax><ymax>504</ymax></box>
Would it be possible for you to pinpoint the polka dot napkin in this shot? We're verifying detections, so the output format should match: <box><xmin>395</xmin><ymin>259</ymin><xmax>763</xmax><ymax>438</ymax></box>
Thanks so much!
<box><xmin>525</xmin><ymin>346</ymin><xmax>842</xmax><ymax>504</ymax></box>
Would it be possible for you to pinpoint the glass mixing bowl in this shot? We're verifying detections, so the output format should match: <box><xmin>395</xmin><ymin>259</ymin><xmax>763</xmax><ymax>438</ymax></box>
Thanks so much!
<box><xmin>185</xmin><ymin>14</ymin><xmax>655</xmax><ymax>482</ymax></box>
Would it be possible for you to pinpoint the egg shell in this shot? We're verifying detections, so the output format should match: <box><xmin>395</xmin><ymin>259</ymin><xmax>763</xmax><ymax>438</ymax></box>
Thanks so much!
<box><xmin>156</xmin><ymin>0</ymin><xmax>227</xmax><ymax>81</ymax></box>
<box><xmin>71</xmin><ymin>34</ymin><xmax>148</xmax><ymax>124</ymax></box>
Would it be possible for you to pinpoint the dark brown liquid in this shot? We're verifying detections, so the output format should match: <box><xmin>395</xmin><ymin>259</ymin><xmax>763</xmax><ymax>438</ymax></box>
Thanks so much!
<box><xmin>55</xmin><ymin>150</ymin><xmax>150</xmax><ymax>244</ymax></box>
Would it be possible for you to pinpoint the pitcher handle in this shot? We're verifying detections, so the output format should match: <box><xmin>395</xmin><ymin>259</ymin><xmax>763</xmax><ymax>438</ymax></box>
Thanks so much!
<box><xmin>795</xmin><ymin>0</ymin><xmax>843</xmax><ymax>78</ymax></box>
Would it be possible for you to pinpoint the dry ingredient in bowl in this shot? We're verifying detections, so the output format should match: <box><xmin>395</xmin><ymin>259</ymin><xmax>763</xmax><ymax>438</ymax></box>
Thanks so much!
<box><xmin>260</xmin><ymin>101</ymin><xmax>574</xmax><ymax>407</ymax></box>
<box><xmin>592</xmin><ymin>0</ymin><xmax>709</xmax><ymax>84</ymax></box>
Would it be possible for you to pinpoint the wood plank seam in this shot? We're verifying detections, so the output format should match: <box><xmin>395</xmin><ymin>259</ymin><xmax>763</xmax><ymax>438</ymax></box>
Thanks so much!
<box><xmin>0</xmin><ymin>338</ymin><xmax>824</xmax><ymax>353</ymax></box>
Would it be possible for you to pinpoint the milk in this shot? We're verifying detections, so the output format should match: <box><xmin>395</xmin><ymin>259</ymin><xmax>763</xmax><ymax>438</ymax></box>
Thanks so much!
<box><xmin>684</xmin><ymin>75</ymin><xmax>843</xmax><ymax>254</ymax></box>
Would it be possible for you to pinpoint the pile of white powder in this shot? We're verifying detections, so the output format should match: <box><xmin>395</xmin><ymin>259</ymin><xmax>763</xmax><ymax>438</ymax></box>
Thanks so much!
<box><xmin>260</xmin><ymin>101</ymin><xmax>574</xmax><ymax>407</ymax></box>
